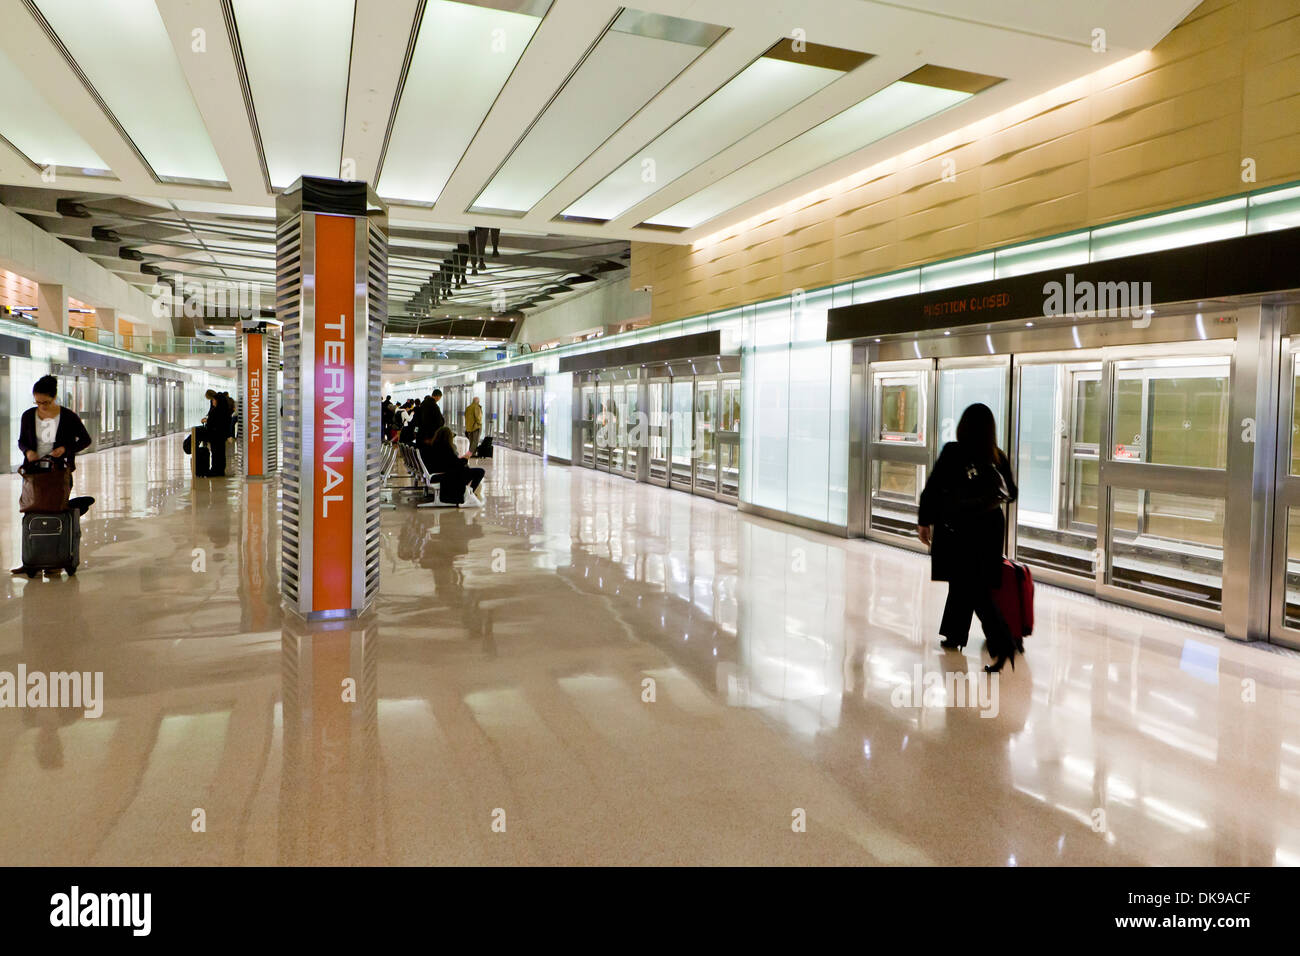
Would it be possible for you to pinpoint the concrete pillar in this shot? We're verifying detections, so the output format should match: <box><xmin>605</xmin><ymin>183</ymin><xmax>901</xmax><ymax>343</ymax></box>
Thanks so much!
<box><xmin>277</xmin><ymin>176</ymin><xmax>387</xmax><ymax>619</ymax></box>
<box><xmin>94</xmin><ymin>307</ymin><xmax>116</xmax><ymax>332</ymax></box>
<box><xmin>36</xmin><ymin>282</ymin><xmax>67</xmax><ymax>335</ymax></box>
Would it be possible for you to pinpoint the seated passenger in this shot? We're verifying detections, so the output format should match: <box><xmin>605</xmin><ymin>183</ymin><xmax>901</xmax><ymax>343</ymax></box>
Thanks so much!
<box><xmin>421</xmin><ymin>425</ymin><xmax>485</xmax><ymax>506</ymax></box>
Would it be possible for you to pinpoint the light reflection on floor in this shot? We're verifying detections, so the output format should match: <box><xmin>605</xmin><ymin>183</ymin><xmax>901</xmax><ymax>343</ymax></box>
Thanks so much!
<box><xmin>0</xmin><ymin>438</ymin><xmax>1297</xmax><ymax>865</ymax></box>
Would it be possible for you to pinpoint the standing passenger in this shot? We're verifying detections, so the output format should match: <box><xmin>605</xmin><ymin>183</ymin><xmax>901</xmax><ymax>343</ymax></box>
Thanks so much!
<box><xmin>916</xmin><ymin>403</ymin><xmax>1019</xmax><ymax>673</ymax></box>
<box><xmin>204</xmin><ymin>389</ymin><xmax>232</xmax><ymax>477</ymax></box>
<box><xmin>465</xmin><ymin>396</ymin><xmax>483</xmax><ymax>455</ymax></box>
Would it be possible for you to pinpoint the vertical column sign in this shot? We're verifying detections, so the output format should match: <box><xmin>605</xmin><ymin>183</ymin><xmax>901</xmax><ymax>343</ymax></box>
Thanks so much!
<box><xmin>244</xmin><ymin>330</ymin><xmax>264</xmax><ymax>477</ymax></box>
<box><xmin>312</xmin><ymin>214</ymin><xmax>356</xmax><ymax>612</ymax></box>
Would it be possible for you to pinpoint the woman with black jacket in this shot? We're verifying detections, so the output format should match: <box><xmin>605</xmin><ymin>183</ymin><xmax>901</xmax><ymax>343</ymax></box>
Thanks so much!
<box><xmin>423</xmin><ymin>426</ymin><xmax>484</xmax><ymax>506</ymax></box>
<box><xmin>916</xmin><ymin>403</ymin><xmax>1019</xmax><ymax>673</ymax></box>
<box><xmin>18</xmin><ymin>375</ymin><xmax>93</xmax><ymax>471</ymax></box>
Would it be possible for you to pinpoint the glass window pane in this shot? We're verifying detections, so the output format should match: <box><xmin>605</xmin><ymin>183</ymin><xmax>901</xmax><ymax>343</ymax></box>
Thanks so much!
<box><xmin>1015</xmin><ymin>363</ymin><xmax>1099</xmax><ymax>578</ymax></box>
<box><xmin>751</xmin><ymin>350</ymin><xmax>789</xmax><ymax>510</ymax></box>
<box><xmin>920</xmin><ymin>252</ymin><xmax>994</xmax><ymax>292</ymax></box>
<box><xmin>1112</xmin><ymin>359</ymin><xmax>1230</xmax><ymax>468</ymax></box>
<box><xmin>1074</xmin><ymin>378</ymin><xmax>1101</xmax><ymax>447</ymax></box>
<box><xmin>1090</xmin><ymin>198</ymin><xmax>1247</xmax><ymax>262</ymax></box>
<box><xmin>1016</xmin><ymin>364</ymin><xmax>1058</xmax><ymax>517</ymax></box>
<box><xmin>937</xmin><ymin>366</ymin><xmax>1007</xmax><ymax>446</ymax></box>
<box><xmin>1108</xmin><ymin>490</ymin><xmax>1224</xmax><ymax>610</ymax></box>
<box><xmin>1285</xmin><ymin>507</ymin><xmax>1300</xmax><ymax>628</ymax></box>
<box><xmin>1247</xmin><ymin>184</ymin><xmax>1300</xmax><ymax>235</ymax></box>
<box><xmin>874</xmin><ymin>369</ymin><xmax>926</xmax><ymax>444</ymax></box>
<box><xmin>870</xmin><ymin>461</ymin><xmax>924</xmax><ymax>537</ymax></box>
<box><xmin>786</xmin><ymin>343</ymin><xmax>831</xmax><ymax>521</ymax></box>
<box><xmin>1289</xmin><ymin>359</ymin><xmax>1300</xmax><ymax>476</ymax></box>
<box><xmin>1148</xmin><ymin>375</ymin><xmax>1229</xmax><ymax>468</ymax></box>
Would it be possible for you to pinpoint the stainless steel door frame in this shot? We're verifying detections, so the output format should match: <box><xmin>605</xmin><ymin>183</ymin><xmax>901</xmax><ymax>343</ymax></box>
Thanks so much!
<box><xmin>1268</xmin><ymin>324</ymin><xmax>1300</xmax><ymax>648</ymax></box>
<box><xmin>864</xmin><ymin>357</ymin><xmax>936</xmax><ymax>550</ymax></box>
<box><xmin>1093</xmin><ymin>340</ymin><xmax>1238</xmax><ymax>632</ymax></box>
<box><xmin>715</xmin><ymin>374</ymin><xmax>741</xmax><ymax>503</ymax></box>
<box><xmin>692</xmin><ymin>374</ymin><xmax>720</xmax><ymax>499</ymax></box>
<box><xmin>669</xmin><ymin>375</ymin><xmax>695</xmax><ymax>493</ymax></box>
<box><xmin>646</xmin><ymin>376</ymin><xmax>670</xmax><ymax>486</ymax></box>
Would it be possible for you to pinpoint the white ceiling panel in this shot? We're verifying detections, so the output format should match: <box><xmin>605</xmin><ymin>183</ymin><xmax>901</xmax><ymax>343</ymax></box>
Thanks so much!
<box><xmin>0</xmin><ymin>0</ymin><xmax>1203</xmax><ymax>249</ymax></box>
<box><xmin>646</xmin><ymin>80</ymin><xmax>969</xmax><ymax>229</ymax></box>
<box><xmin>231</xmin><ymin>0</ymin><xmax>354</xmax><ymax>188</ymax></box>
<box><xmin>0</xmin><ymin>45</ymin><xmax>106</xmax><ymax>170</ymax></box>
<box><xmin>378</xmin><ymin>0</ymin><xmax>546</xmax><ymax>204</ymax></box>
<box><xmin>564</xmin><ymin>55</ymin><xmax>843</xmax><ymax>222</ymax></box>
<box><xmin>33</xmin><ymin>0</ymin><xmax>225</xmax><ymax>182</ymax></box>
<box><xmin>472</xmin><ymin>27</ymin><xmax>708</xmax><ymax>214</ymax></box>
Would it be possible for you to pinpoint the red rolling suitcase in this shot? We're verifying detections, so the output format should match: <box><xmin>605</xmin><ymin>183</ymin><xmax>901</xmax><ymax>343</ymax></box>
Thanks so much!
<box><xmin>994</xmin><ymin>559</ymin><xmax>1034</xmax><ymax>639</ymax></box>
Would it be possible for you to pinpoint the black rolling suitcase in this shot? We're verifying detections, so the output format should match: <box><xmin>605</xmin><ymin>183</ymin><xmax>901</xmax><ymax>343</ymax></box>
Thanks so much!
<box><xmin>475</xmin><ymin>436</ymin><xmax>493</xmax><ymax>458</ymax></box>
<box><xmin>20</xmin><ymin>509</ymin><xmax>81</xmax><ymax>576</ymax></box>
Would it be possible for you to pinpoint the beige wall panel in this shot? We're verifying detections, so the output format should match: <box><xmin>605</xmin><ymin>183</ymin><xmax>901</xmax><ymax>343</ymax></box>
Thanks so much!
<box><xmin>631</xmin><ymin>0</ymin><xmax>1300</xmax><ymax>325</ymax></box>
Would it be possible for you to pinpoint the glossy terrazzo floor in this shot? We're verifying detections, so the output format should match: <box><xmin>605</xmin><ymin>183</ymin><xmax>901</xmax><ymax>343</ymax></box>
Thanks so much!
<box><xmin>1</xmin><ymin>436</ymin><xmax>1298</xmax><ymax>866</ymax></box>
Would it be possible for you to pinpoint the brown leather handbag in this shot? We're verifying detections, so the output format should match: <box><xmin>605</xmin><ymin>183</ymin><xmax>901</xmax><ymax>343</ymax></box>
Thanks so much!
<box><xmin>18</xmin><ymin>458</ymin><xmax>72</xmax><ymax>513</ymax></box>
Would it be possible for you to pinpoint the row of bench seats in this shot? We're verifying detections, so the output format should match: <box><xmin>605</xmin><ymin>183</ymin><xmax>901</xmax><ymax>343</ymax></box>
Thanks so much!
<box><xmin>380</xmin><ymin>439</ymin><xmax>462</xmax><ymax>509</ymax></box>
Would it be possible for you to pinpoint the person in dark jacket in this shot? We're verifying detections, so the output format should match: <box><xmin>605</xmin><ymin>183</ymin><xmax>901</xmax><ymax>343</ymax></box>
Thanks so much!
<box><xmin>422</xmin><ymin>426</ymin><xmax>484</xmax><ymax>505</ymax></box>
<box><xmin>13</xmin><ymin>375</ymin><xmax>94</xmax><ymax>576</ymax></box>
<box><xmin>203</xmin><ymin>389</ymin><xmax>232</xmax><ymax>477</ymax></box>
<box><xmin>417</xmin><ymin>390</ymin><xmax>445</xmax><ymax>446</ymax></box>
<box><xmin>917</xmin><ymin>402</ymin><xmax>1019</xmax><ymax>673</ymax></box>
<box><xmin>18</xmin><ymin>375</ymin><xmax>93</xmax><ymax>473</ymax></box>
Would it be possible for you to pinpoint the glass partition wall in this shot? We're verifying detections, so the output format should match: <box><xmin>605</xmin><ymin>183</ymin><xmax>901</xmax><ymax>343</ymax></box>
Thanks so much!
<box><xmin>861</xmin><ymin>301</ymin><xmax>1297</xmax><ymax>645</ymax></box>
<box><xmin>570</xmin><ymin>361</ymin><xmax>740</xmax><ymax>502</ymax></box>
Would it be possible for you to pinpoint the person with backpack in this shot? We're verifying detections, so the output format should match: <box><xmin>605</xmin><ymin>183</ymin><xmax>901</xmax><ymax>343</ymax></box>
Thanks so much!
<box><xmin>916</xmin><ymin>402</ymin><xmax>1019</xmax><ymax>673</ymax></box>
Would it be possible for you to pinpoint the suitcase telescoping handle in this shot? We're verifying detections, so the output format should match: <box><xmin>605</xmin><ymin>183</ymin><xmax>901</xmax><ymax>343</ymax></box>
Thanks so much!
<box><xmin>19</xmin><ymin>454</ymin><xmax>70</xmax><ymax>476</ymax></box>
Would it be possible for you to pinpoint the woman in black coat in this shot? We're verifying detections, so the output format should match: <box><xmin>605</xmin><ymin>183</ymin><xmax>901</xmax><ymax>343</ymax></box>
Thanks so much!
<box><xmin>422</xmin><ymin>426</ymin><xmax>485</xmax><ymax>505</ymax></box>
<box><xmin>916</xmin><ymin>403</ymin><xmax>1019</xmax><ymax>672</ymax></box>
<box><xmin>18</xmin><ymin>375</ymin><xmax>92</xmax><ymax>471</ymax></box>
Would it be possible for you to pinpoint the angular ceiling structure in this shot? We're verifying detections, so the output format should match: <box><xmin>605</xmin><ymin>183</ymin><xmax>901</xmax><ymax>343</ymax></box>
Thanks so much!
<box><xmin>0</xmin><ymin>0</ymin><xmax>1199</xmax><ymax>329</ymax></box>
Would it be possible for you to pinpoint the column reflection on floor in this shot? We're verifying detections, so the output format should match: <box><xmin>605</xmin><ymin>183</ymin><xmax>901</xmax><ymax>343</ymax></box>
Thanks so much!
<box><xmin>1</xmin><ymin>438</ymin><xmax>1298</xmax><ymax>865</ymax></box>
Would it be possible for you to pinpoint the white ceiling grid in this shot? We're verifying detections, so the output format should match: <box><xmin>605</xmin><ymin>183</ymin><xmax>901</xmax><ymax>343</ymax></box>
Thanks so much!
<box><xmin>0</xmin><ymin>0</ymin><xmax>1198</xmax><ymax>242</ymax></box>
<box><xmin>0</xmin><ymin>0</ymin><xmax>1199</xmax><ymax>340</ymax></box>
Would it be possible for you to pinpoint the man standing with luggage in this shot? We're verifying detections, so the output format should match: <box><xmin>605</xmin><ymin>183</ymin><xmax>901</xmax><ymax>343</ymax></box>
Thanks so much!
<box><xmin>465</xmin><ymin>396</ymin><xmax>483</xmax><ymax>456</ymax></box>
<box><xmin>203</xmin><ymin>389</ymin><xmax>232</xmax><ymax>477</ymax></box>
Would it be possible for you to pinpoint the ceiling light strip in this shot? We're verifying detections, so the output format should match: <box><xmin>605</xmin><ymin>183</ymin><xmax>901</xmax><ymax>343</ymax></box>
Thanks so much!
<box><xmin>18</xmin><ymin>0</ymin><xmax>163</xmax><ymax>184</ymax></box>
<box><xmin>219</xmin><ymin>0</ymin><xmax>271</xmax><ymax>193</ymax></box>
<box><xmin>372</xmin><ymin>0</ymin><xmax>429</xmax><ymax>188</ymax></box>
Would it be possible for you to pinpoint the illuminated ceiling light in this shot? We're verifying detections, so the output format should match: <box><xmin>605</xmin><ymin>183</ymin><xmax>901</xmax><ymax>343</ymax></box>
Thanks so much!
<box><xmin>647</xmin><ymin>67</ymin><xmax>997</xmax><ymax>230</ymax></box>
<box><xmin>33</xmin><ymin>0</ymin><xmax>226</xmax><ymax>183</ymax></box>
<box><xmin>379</xmin><ymin>0</ymin><xmax>550</xmax><ymax>204</ymax></box>
<box><xmin>0</xmin><ymin>46</ymin><xmax>107</xmax><ymax>171</ymax></box>
<box><xmin>231</xmin><ymin>0</ymin><xmax>354</xmax><ymax>188</ymax></box>
<box><xmin>473</xmin><ymin>10</ymin><xmax>724</xmax><ymax>215</ymax></box>
<box><xmin>564</xmin><ymin>39</ymin><xmax>868</xmax><ymax>222</ymax></box>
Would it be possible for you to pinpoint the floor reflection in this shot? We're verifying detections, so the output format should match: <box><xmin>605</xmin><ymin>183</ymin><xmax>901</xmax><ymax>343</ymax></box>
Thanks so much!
<box><xmin>0</xmin><ymin>438</ymin><xmax>1297</xmax><ymax>865</ymax></box>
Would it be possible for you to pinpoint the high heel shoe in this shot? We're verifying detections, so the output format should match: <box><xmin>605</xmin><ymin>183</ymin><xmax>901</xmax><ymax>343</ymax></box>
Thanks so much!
<box><xmin>985</xmin><ymin>653</ymin><xmax>1015</xmax><ymax>674</ymax></box>
<box><xmin>940</xmin><ymin>638</ymin><xmax>966</xmax><ymax>650</ymax></box>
